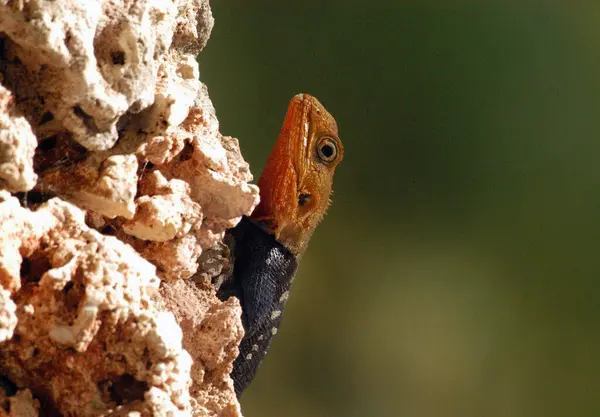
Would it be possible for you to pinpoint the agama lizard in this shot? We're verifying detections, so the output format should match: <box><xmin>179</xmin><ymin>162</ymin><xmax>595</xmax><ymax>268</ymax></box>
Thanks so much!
<box><xmin>217</xmin><ymin>93</ymin><xmax>344</xmax><ymax>397</ymax></box>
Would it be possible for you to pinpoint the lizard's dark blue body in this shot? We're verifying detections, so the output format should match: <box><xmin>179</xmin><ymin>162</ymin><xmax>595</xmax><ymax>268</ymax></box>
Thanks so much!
<box><xmin>217</xmin><ymin>216</ymin><xmax>297</xmax><ymax>397</ymax></box>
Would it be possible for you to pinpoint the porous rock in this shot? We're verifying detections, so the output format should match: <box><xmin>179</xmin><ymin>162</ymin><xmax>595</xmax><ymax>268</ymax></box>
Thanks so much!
<box><xmin>0</xmin><ymin>0</ymin><xmax>255</xmax><ymax>415</ymax></box>
<box><xmin>0</xmin><ymin>85</ymin><xmax>37</xmax><ymax>193</ymax></box>
<box><xmin>0</xmin><ymin>194</ymin><xmax>191</xmax><ymax>416</ymax></box>
<box><xmin>158</xmin><ymin>280</ymin><xmax>243</xmax><ymax>417</ymax></box>
<box><xmin>0</xmin><ymin>387</ymin><xmax>40</xmax><ymax>417</ymax></box>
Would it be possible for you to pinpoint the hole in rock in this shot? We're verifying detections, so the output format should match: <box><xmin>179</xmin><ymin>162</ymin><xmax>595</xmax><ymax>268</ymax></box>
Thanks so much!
<box><xmin>98</xmin><ymin>374</ymin><xmax>149</xmax><ymax>406</ymax></box>
<box><xmin>14</xmin><ymin>190</ymin><xmax>56</xmax><ymax>208</ymax></box>
<box><xmin>37</xmin><ymin>135</ymin><xmax>57</xmax><ymax>151</ymax></box>
<box><xmin>111</xmin><ymin>50</ymin><xmax>125</xmax><ymax>65</ymax></box>
<box><xmin>20</xmin><ymin>255</ymin><xmax>51</xmax><ymax>284</ymax></box>
<box><xmin>38</xmin><ymin>111</ymin><xmax>54</xmax><ymax>126</ymax></box>
<box><xmin>63</xmin><ymin>280</ymin><xmax>83</xmax><ymax>313</ymax></box>
<box><xmin>62</xmin><ymin>281</ymin><xmax>74</xmax><ymax>294</ymax></box>
<box><xmin>99</xmin><ymin>225</ymin><xmax>116</xmax><ymax>236</ymax></box>
<box><xmin>178</xmin><ymin>142</ymin><xmax>194</xmax><ymax>162</ymax></box>
<box><xmin>73</xmin><ymin>105</ymin><xmax>98</xmax><ymax>131</ymax></box>
<box><xmin>0</xmin><ymin>375</ymin><xmax>17</xmax><ymax>396</ymax></box>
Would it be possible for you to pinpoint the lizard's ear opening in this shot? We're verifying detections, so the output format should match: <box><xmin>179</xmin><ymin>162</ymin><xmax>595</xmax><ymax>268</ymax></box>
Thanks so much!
<box><xmin>298</xmin><ymin>193</ymin><xmax>312</xmax><ymax>207</ymax></box>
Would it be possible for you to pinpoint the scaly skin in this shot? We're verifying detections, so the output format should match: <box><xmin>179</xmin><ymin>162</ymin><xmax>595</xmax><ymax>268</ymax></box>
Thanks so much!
<box><xmin>219</xmin><ymin>94</ymin><xmax>343</xmax><ymax>397</ymax></box>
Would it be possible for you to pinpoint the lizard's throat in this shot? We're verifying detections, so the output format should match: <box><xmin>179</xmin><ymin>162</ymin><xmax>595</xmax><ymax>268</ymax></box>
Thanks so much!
<box><xmin>274</xmin><ymin>220</ymin><xmax>304</xmax><ymax>256</ymax></box>
<box><xmin>250</xmin><ymin>215</ymin><xmax>309</xmax><ymax>257</ymax></box>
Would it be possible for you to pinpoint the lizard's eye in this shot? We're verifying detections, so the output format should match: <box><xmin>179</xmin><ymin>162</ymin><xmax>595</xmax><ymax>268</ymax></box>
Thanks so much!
<box><xmin>316</xmin><ymin>137</ymin><xmax>338</xmax><ymax>163</ymax></box>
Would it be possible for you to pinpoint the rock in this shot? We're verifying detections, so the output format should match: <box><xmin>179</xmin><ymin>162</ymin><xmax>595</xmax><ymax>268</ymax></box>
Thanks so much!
<box><xmin>0</xmin><ymin>86</ymin><xmax>37</xmax><ymax>192</ymax></box>
<box><xmin>0</xmin><ymin>0</ymin><xmax>254</xmax><ymax>415</ymax></box>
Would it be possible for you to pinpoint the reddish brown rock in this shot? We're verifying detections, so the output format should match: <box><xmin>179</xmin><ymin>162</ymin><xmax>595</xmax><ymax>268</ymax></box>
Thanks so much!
<box><xmin>0</xmin><ymin>0</ymin><xmax>253</xmax><ymax>415</ymax></box>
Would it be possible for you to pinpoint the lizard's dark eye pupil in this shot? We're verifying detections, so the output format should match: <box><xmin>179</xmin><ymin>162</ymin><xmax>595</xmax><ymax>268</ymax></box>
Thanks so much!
<box><xmin>316</xmin><ymin>137</ymin><xmax>338</xmax><ymax>163</ymax></box>
<box><xmin>321</xmin><ymin>145</ymin><xmax>334</xmax><ymax>158</ymax></box>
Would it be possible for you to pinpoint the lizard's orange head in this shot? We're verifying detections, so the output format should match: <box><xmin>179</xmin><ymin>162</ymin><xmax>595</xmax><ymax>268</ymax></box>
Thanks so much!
<box><xmin>252</xmin><ymin>94</ymin><xmax>344</xmax><ymax>255</ymax></box>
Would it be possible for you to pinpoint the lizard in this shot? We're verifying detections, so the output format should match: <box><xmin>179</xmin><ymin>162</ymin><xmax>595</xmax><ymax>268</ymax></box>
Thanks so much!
<box><xmin>216</xmin><ymin>93</ymin><xmax>344</xmax><ymax>397</ymax></box>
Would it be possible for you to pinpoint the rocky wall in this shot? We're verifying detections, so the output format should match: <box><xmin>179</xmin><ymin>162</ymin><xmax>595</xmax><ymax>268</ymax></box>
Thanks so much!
<box><xmin>0</xmin><ymin>1</ymin><xmax>255</xmax><ymax>416</ymax></box>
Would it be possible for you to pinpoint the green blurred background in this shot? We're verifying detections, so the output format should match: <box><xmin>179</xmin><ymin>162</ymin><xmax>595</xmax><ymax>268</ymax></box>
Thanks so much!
<box><xmin>200</xmin><ymin>2</ymin><xmax>600</xmax><ymax>416</ymax></box>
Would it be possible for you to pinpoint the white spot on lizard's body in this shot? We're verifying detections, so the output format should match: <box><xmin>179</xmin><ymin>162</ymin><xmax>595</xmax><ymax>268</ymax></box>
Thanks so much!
<box><xmin>279</xmin><ymin>291</ymin><xmax>289</xmax><ymax>303</ymax></box>
<box><xmin>258</xmin><ymin>335</ymin><xmax>264</xmax><ymax>341</ymax></box>
<box><xmin>270</xmin><ymin>310</ymin><xmax>281</xmax><ymax>320</ymax></box>
<box><xmin>245</xmin><ymin>353</ymin><xmax>252</xmax><ymax>360</ymax></box>
<box><xmin>271</xmin><ymin>327</ymin><xmax>278</xmax><ymax>335</ymax></box>
<box><xmin>265</xmin><ymin>247</ymin><xmax>279</xmax><ymax>266</ymax></box>
<box><xmin>252</xmin><ymin>344</ymin><xmax>259</xmax><ymax>352</ymax></box>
